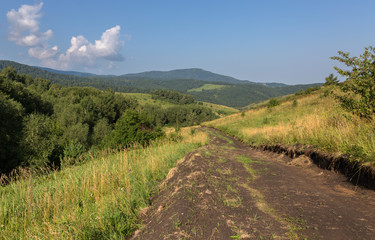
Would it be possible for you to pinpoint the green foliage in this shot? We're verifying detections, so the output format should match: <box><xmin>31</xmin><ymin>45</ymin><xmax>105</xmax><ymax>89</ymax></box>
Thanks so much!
<box><xmin>151</xmin><ymin>89</ymin><xmax>195</xmax><ymax>104</ymax></box>
<box><xmin>0</xmin><ymin>67</ymin><xmax>53</xmax><ymax>115</ymax></box>
<box><xmin>106</xmin><ymin>110</ymin><xmax>164</xmax><ymax>149</ymax></box>
<box><xmin>292</xmin><ymin>99</ymin><xmax>298</xmax><ymax>107</ymax></box>
<box><xmin>324</xmin><ymin>73</ymin><xmax>339</xmax><ymax>86</ymax></box>
<box><xmin>61</xmin><ymin>140</ymin><xmax>86</xmax><ymax>167</ymax></box>
<box><xmin>295</xmin><ymin>86</ymin><xmax>321</xmax><ymax>96</ymax></box>
<box><xmin>0</xmin><ymin>92</ymin><xmax>24</xmax><ymax>174</ymax></box>
<box><xmin>22</xmin><ymin>114</ymin><xmax>60</xmax><ymax>168</ymax></box>
<box><xmin>331</xmin><ymin>46</ymin><xmax>375</xmax><ymax>119</ymax></box>
<box><xmin>267</xmin><ymin>98</ymin><xmax>280</xmax><ymax>108</ymax></box>
<box><xmin>92</xmin><ymin>118</ymin><xmax>112</xmax><ymax>145</ymax></box>
<box><xmin>0</xmin><ymin>68</ymin><xmax>141</xmax><ymax>173</ymax></box>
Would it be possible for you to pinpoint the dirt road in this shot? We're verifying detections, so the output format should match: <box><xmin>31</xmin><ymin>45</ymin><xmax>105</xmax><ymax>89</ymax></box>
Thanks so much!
<box><xmin>132</xmin><ymin>128</ymin><xmax>375</xmax><ymax>239</ymax></box>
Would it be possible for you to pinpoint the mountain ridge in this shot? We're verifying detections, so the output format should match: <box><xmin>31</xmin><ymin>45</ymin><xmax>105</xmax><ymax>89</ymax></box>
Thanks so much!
<box><xmin>0</xmin><ymin>60</ymin><xmax>322</xmax><ymax>108</ymax></box>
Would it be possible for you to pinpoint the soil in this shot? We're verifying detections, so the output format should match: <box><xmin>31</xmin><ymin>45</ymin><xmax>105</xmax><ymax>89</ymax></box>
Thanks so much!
<box><xmin>131</xmin><ymin>128</ymin><xmax>375</xmax><ymax>239</ymax></box>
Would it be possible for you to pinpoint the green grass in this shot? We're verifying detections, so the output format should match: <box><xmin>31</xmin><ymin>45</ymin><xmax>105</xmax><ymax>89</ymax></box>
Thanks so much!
<box><xmin>0</xmin><ymin>129</ymin><xmax>208</xmax><ymax>239</ymax></box>
<box><xmin>188</xmin><ymin>84</ymin><xmax>227</xmax><ymax>92</ymax></box>
<box><xmin>121</xmin><ymin>92</ymin><xmax>238</xmax><ymax>116</ymax></box>
<box><xmin>206</xmin><ymin>89</ymin><xmax>375</xmax><ymax>163</ymax></box>
<box><xmin>236</xmin><ymin>155</ymin><xmax>258</xmax><ymax>178</ymax></box>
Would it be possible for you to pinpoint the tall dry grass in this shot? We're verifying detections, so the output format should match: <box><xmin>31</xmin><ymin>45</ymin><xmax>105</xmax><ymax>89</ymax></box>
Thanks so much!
<box><xmin>206</xmin><ymin>91</ymin><xmax>375</xmax><ymax>162</ymax></box>
<box><xmin>0</xmin><ymin>128</ymin><xmax>207</xmax><ymax>239</ymax></box>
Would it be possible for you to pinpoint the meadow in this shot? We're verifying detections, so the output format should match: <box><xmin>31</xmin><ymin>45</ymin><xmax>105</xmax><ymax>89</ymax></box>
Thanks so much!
<box><xmin>123</xmin><ymin>92</ymin><xmax>238</xmax><ymax>116</ymax></box>
<box><xmin>205</xmin><ymin>89</ymin><xmax>375</xmax><ymax>163</ymax></box>
<box><xmin>0</xmin><ymin>127</ymin><xmax>208</xmax><ymax>239</ymax></box>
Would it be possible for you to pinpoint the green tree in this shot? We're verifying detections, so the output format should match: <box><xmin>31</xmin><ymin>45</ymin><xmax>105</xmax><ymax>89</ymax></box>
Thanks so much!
<box><xmin>331</xmin><ymin>46</ymin><xmax>375</xmax><ymax>119</ymax></box>
<box><xmin>106</xmin><ymin>110</ymin><xmax>164</xmax><ymax>149</ymax></box>
<box><xmin>22</xmin><ymin>114</ymin><xmax>59</xmax><ymax>168</ymax></box>
<box><xmin>92</xmin><ymin>118</ymin><xmax>112</xmax><ymax>145</ymax></box>
<box><xmin>324</xmin><ymin>73</ymin><xmax>339</xmax><ymax>86</ymax></box>
<box><xmin>0</xmin><ymin>92</ymin><xmax>24</xmax><ymax>174</ymax></box>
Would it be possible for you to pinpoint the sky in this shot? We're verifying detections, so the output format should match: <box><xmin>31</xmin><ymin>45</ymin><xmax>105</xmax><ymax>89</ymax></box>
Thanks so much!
<box><xmin>1</xmin><ymin>1</ymin><xmax>375</xmax><ymax>84</ymax></box>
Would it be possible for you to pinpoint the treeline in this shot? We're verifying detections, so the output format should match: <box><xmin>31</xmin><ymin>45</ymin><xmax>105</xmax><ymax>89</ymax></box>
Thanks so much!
<box><xmin>151</xmin><ymin>89</ymin><xmax>195</xmax><ymax>104</ymax></box>
<box><xmin>0</xmin><ymin>67</ymin><xmax>217</xmax><ymax>175</ymax></box>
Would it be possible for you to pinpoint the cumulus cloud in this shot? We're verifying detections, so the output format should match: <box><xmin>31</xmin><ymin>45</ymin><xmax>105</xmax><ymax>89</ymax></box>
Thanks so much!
<box><xmin>6</xmin><ymin>3</ymin><xmax>54</xmax><ymax>48</ymax></box>
<box><xmin>28</xmin><ymin>45</ymin><xmax>58</xmax><ymax>60</ymax></box>
<box><xmin>6</xmin><ymin>3</ymin><xmax>125</xmax><ymax>70</ymax></box>
<box><xmin>57</xmin><ymin>25</ymin><xmax>124</xmax><ymax>68</ymax></box>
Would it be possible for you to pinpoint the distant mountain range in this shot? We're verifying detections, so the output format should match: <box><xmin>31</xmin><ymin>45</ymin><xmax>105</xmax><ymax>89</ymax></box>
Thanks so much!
<box><xmin>37</xmin><ymin>67</ymin><xmax>98</xmax><ymax>77</ymax></box>
<box><xmin>123</xmin><ymin>68</ymin><xmax>246</xmax><ymax>84</ymax></box>
<box><xmin>0</xmin><ymin>60</ymin><xmax>322</xmax><ymax>108</ymax></box>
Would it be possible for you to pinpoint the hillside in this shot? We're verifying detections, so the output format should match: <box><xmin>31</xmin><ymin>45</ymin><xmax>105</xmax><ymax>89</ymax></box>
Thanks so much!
<box><xmin>0</xmin><ymin>60</ymin><xmax>322</xmax><ymax>108</ymax></box>
<box><xmin>123</xmin><ymin>68</ymin><xmax>246</xmax><ymax>84</ymax></box>
<box><xmin>204</xmin><ymin>88</ymin><xmax>375</xmax><ymax>187</ymax></box>
<box><xmin>124</xmin><ymin>92</ymin><xmax>239</xmax><ymax>116</ymax></box>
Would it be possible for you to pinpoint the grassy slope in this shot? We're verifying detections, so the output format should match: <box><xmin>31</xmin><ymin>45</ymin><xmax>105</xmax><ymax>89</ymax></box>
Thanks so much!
<box><xmin>123</xmin><ymin>92</ymin><xmax>239</xmax><ymax>116</ymax></box>
<box><xmin>0</xmin><ymin>128</ymin><xmax>208</xmax><ymax>239</ymax></box>
<box><xmin>187</xmin><ymin>83</ymin><xmax>227</xmax><ymax>92</ymax></box>
<box><xmin>205</xmin><ymin>89</ymin><xmax>375</xmax><ymax>163</ymax></box>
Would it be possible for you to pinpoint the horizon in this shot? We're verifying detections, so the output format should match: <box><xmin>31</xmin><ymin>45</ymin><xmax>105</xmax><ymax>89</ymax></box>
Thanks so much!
<box><xmin>1</xmin><ymin>1</ymin><xmax>375</xmax><ymax>84</ymax></box>
<box><xmin>3</xmin><ymin>60</ymin><xmax>322</xmax><ymax>85</ymax></box>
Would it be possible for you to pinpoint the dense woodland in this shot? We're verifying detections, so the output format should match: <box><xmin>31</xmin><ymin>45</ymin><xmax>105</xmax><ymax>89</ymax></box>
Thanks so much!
<box><xmin>0</xmin><ymin>67</ymin><xmax>217</xmax><ymax>175</ymax></box>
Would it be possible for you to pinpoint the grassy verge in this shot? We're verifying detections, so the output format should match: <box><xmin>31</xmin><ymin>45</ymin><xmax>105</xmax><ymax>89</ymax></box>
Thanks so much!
<box><xmin>205</xmin><ymin>90</ymin><xmax>375</xmax><ymax>163</ymax></box>
<box><xmin>0</xmin><ymin>128</ymin><xmax>208</xmax><ymax>239</ymax></box>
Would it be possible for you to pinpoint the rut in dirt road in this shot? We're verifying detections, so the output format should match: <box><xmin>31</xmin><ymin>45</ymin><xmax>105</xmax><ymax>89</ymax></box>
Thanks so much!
<box><xmin>131</xmin><ymin>128</ymin><xmax>375</xmax><ymax>240</ymax></box>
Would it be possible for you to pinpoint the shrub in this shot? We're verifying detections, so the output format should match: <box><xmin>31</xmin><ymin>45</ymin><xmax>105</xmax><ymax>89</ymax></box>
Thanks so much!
<box><xmin>292</xmin><ymin>99</ymin><xmax>298</xmax><ymax>107</ymax></box>
<box><xmin>331</xmin><ymin>46</ymin><xmax>375</xmax><ymax>119</ymax></box>
<box><xmin>267</xmin><ymin>98</ymin><xmax>280</xmax><ymax>108</ymax></box>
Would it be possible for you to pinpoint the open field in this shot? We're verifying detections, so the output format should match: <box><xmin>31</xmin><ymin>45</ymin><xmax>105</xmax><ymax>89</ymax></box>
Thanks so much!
<box><xmin>187</xmin><ymin>83</ymin><xmax>227</xmax><ymax>92</ymax></box>
<box><xmin>122</xmin><ymin>92</ymin><xmax>239</xmax><ymax>116</ymax></box>
<box><xmin>0</xmin><ymin>128</ymin><xmax>208</xmax><ymax>239</ymax></box>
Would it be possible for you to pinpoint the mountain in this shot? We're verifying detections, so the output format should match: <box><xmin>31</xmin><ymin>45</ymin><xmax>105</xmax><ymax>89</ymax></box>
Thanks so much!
<box><xmin>0</xmin><ymin>60</ymin><xmax>322</xmax><ymax>108</ymax></box>
<box><xmin>123</xmin><ymin>68</ymin><xmax>248</xmax><ymax>84</ymax></box>
<box><xmin>37</xmin><ymin>67</ymin><xmax>98</xmax><ymax>77</ymax></box>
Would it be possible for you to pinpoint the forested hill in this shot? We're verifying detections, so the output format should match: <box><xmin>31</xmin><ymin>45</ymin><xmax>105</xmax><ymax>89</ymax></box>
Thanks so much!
<box><xmin>0</xmin><ymin>60</ymin><xmax>322</xmax><ymax>108</ymax></box>
<box><xmin>123</xmin><ymin>68</ymin><xmax>246</xmax><ymax>84</ymax></box>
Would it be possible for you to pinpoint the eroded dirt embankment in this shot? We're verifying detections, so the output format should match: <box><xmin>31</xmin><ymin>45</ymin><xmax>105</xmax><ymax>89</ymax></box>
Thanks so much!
<box><xmin>257</xmin><ymin>143</ymin><xmax>375</xmax><ymax>190</ymax></box>
<box><xmin>131</xmin><ymin>128</ymin><xmax>375</xmax><ymax>240</ymax></box>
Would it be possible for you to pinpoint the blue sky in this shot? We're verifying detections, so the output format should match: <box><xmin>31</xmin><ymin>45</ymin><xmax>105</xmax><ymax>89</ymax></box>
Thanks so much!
<box><xmin>1</xmin><ymin>1</ymin><xmax>375</xmax><ymax>84</ymax></box>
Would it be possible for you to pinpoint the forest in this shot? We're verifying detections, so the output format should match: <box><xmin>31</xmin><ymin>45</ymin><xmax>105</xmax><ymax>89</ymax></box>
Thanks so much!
<box><xmin>0</xmin><ymin>67</ymin><xmax>217</xmax><ymax>175</ymax></box>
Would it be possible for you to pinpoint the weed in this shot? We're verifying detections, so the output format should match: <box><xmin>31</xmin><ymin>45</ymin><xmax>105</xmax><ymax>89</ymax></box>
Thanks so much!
<box><xmin>230</xmin><ymin>226</ymin><xmax>242</xmax><ymax>239</ymax></box>
<box><xmin>253</xmin><ymin>213</ymin><xmax>260</xmax><ymax>221</ymax></box>
<box><xmin>172</xmin><ymin>216</ymin><xmax>182</xmax><ymax>229</ymax></box>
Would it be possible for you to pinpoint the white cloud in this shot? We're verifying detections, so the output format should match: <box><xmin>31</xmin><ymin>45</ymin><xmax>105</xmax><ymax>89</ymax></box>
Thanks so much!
<box><xmin>28</xmin><ymin>45</ymin><xmax>58</xmax><ymax>60</ymax></box>
<box><xmin>6</xmin><ymin>3</ymin><xmax>53</xmax><ymax>47</ymax></box>
<box><xmin>7</xmin><ymin>3</ymin><xmax>125</xmax><ymax>70</ymax></box>
<box><xmin>58</xmin><ymin>25</ymin><xmax>124</xmax><ymax>68</ymax></box>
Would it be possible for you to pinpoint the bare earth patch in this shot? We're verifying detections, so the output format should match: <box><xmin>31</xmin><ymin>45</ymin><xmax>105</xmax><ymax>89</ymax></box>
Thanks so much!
<box><xmin>131</xmin><ymin>128</ymin><xmax>375</xmax><ymax>239</ymax></box>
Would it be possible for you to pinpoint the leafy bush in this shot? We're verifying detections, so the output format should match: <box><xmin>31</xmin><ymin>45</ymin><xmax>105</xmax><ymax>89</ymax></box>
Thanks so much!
<box><xmin>267</xmin><ymin>98</ymin><xmax>280</xmax><ymax>108</ymax></box>
<box><xmin>292</xmin><ymin>99</ymin><xmax>298</xmax><ymax>107</ymax></box>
